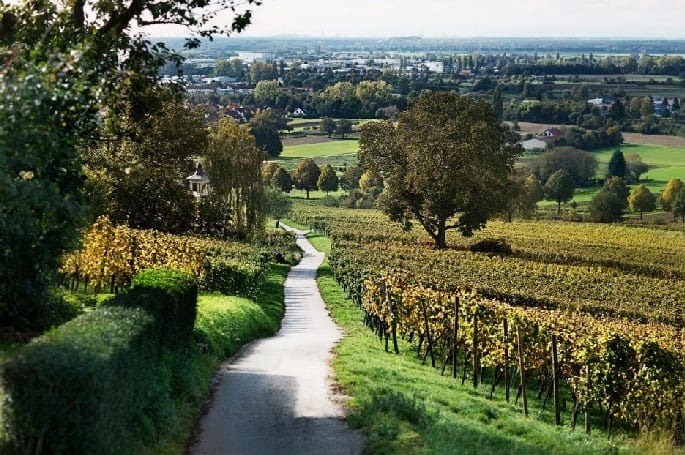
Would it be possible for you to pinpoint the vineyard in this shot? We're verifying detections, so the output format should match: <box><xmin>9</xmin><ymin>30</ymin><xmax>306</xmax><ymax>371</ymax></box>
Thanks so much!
<box><xmin>60</xmin><ymin>216</ymin><xmax>297</xmax><ymax>298</ymax></box>
<box><xmin>289</xmin><ymin>201</ymin><xmax>685</xmax><ymax>441</ymax></box>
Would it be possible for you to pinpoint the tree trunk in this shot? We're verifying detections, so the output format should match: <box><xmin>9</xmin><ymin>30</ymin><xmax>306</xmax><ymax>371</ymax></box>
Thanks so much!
<box><xmin>306</xmin><ymin>188</ymin><xmax>310</xmax><ymax>199</ymax></box>
<box><xmin>435</xmin><ymin>221</ymin><xmax>447</xmax><ymax>249</ymax></box>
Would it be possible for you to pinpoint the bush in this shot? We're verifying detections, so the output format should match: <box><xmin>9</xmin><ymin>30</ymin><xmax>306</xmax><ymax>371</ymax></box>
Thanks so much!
<box><xmin>469</xmin><ymin>238</ymin><xmax>512</xmax><ymax>255</ymax></box>
<box><xmin>0</xmin><ymin>302</ymin><xmax>161</xmax><ymax>454</ymax></box>
<box><xmin>127</xmin><ymin>268</ymin><xmax>198</xmax><ymax>349</ymax></box>
<box><xmin>201</xmin><ymin>257</ymin><xmax>268</xmax><ymax>299</ymax></box>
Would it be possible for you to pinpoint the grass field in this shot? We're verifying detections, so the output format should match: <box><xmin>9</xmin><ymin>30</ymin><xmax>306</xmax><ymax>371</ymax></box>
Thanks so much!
<box><xmin>273</xmin><ymin>138</ymin><xmax>360</xmax><ymax>172</ymax></box>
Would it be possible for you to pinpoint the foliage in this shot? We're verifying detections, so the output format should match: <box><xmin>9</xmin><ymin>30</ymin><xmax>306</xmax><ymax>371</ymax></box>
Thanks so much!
<box><xmin>320</xmin><ymin>117</ymin><xmax>336</xmax><ymax>138</ymax></box>
<box><xmin>129</xmin><ymin>268</ymin><xmax>198</xmax><ymax>348</ymax></box>
<box><xmin>589</xmin><ymin>190</ymin><xmax>625</xmax><ymax>223</ymax></box>
<box><xmin>251</xmin><ymin>109</ymin><xmax>286</xmax><ymax>158</ymax></box>
<box><xmin>340</xmin><ymin>164</ymin><xmax>363</xmax><ymax>191</ymax></box>
<box><xmin>533</xmin><ymin>147</ymin><xmax>598</xmax><ymax>187</ymax></box>
<box><xmin>625</xmin><ymin>152</ymin><xmax>649</xmax><ymax>183</ymax></box>
<box><xmin>264</xmin><ymin>187</ymin><xmax>293</xmax><ymax>221</ymax></box>
<box><xmin>205</xmin><ymin>116</ymin><xmax>265</xmax><ymax>239</ymax></box>
<box><xmin>673</xmin><ymin>188</ymin><xmax>685</xmax><ymax>223</ymax></box>
<box><xmin>336</xmin><ymin>119</ymin><xmax>354</xmax><ymax>139</ymax></box>
<box><xmin>359</xmin><ymin>91</ymin><xmax>521</xmax><ymax>248</ymax></box>
<box><xmin>317</xmin><ymin>164</ymin><xmax>339</xmax><ymax>194</ymax></box>
<box><xmin>0</xmin><ymin>303</ymin><xmax>160</xmax><ymax>454</ymax></box>
<box><xmin>603</xmin><ymin>176</ymin><xmax>630</xmax><ymax>208</ymax></box>
<box><xmin>491</xmin><ymin>84</ymin><xmax>503</xmax><ymax>123</ymax></box>
<box><xmin>249</xmin><ymin>62</ymin><xmax>277</xmax><ymax>83</ymax></box>
<box><xmin>661</xmin><ymin>178</ymin><xmax>684</xmax><ymax>212</ymax></box>
<box><xmin>201</xmin><ymin>257</ymin><xmax>268</xmax><ymax>299</ymax></box>
<box><xmin>60</xmin><ymin>216</ymin><xmax>272</xmax><ymax>297</ymax></box>
<box><xmin>253</xmin><ymin>80</ymin><xmax>281</xmax><ymax>107</ymax></box>
<box><xmin>608</xmin><ymin>149</ymin><xmax>627</xmax><ymax>178</ymax></box>
<box><xmin>0</xmin><ymin>60</ymin><xmax>90</xmax><ymax>330</ymax></box>
<box><xmin>543</xmin><ymin>169</ymin><xmax>575</xmax><ymax>214</ymax></box>
<box><xmin>86</xmin><ymin>93</ymin><xmax>206</xmax><ymax>233</ymax></box>
<box><xmin>628</xmin><ymin>184</ymin><xmax>657</xmax><ymax>219</ymax></box>
<box><xmin>213</xmin><ymin>58</ymin><xmax>245</xmax><ymax>79</ymax></box>
<box><xmin>293</xmin><ymin>158</ymin><xmax>321</xmax><ymax>199</ymax></box>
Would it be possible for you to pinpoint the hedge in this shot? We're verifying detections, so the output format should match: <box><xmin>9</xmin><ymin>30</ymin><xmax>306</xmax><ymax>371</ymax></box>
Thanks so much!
<box><xmin>0</xmin><ymin>301</ymin><xmax>160</xmax><ymax>454</ymax></box>
<box><xmin>128</xmin><ymin>268</ymin><xmax>198</xmax><ymax>349</ymax></box>
<box><xmin>0</xmin><ymin>268</ymin><xmax>198</xmax><ymax>454</ymax></box>
<box><xmin>201</xmin><ymin>257</ymin><xmax>268</xmax><ymax>299</ymax></box>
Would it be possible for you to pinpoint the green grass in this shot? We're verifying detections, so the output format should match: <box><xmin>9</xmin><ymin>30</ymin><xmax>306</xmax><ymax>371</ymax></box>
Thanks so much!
<box><xmin>280</xmin><ymin>139</ymin><xmax>359</xmax><ymax>159</ymax></box>
<box><xmin>308</xmin><ymin>233</ymin><xmax>677</xmax><ymax>454</ymax></box>
<box><xmin>591</xmin><ymin>143</ymin><xmax>685</xmax><ymax>193</ymax></box>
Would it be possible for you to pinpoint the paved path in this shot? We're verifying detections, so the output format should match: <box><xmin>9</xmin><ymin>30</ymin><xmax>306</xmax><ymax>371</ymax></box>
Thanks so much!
<box><xmin>191</xmin><ymin>227</ymin><xmax>364</xmax><ymax>455</ymax></box>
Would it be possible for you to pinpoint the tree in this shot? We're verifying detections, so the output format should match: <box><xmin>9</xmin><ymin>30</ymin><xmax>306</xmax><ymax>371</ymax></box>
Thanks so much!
<box><xmin>673</xmin><ymin>188</ymin><xmax>685</xmax><ymax>222</ymax></box>
<box><xmin>264</xmin><ymin>187</ymin><xmax>292</xmax><ymax>223</ymax></box>
<box><xmin>340</xmin><ymin>164</ymin><xmax>363</xmax><ymax>191</ymax></box>
<box><xmin>253</xmin><ymin>80</ymin><xmax>281</xmax><ymax>107</ymax></box>
<box><xmin>608</xmin><ymin>149</ymin><xmax>627</xmax><ymax>178</ymax></box>
<box><xmin>589</xmin><ymin>190</ymin><xmax>624</xmax><ymax>223</ymax></box>
<box><xmin>272</xmin><ymin>167</ymin><xmax>293</xmax><ymax>193</ymax></box>
<box><xmin>213</xmin><ymin>58</ymin><xmax>245</xmax><ymax>79</ymax></box>
<box><xmin>88</xmin><ymin>94</ymin><xmax>206</xmax><ymax>233</ymax></box>
<box><xmin>661</xmin><ymin>178</ymin><xmax>684</xmax><ymax>212</ymax></box>
<box><xmin>491</xmin><ymin>84</ymin><xmax>504</xmax><ymax>123</ymax></box>
<box><xmin>625</xmin><ymin>152</ymin><xmax>649</xmax><ymax>182</ymax></box>
<box><xmin>249</xmin><ymin>62</ymin><xmax>277</xmax><ymax>83</ymax></box>
<box><xmin>317</xmin><ymin>164</ymin><xmax>339</xmax><ymax>194</ymax></box>
<box><xmin>628</xmin><ymin>184</ymin><xmax>656</xmax><ymax>220</ymax></box>
<box><xmin>293</xmin><ymin>158</ymin><xmax>321</xmax><ymax>199</ymax></box>
<box><xmin>359</xmin><ymin>91</ymin><xmax>521</xmax><ymax>249</ymax></box>
<box><xmin>640</xmin><ymin>96</ymin><xmax>655</xmax><ymax>117</ymax></box>
<box><xmin>250</xmin><ymin>109</ymin><xmax>286</xmax><ymax>158</ymax></box>
<box><xmin>534</xmin><ymin>147</ymin><xmax>598</xmax><ymax>187</ymax></box>
<box><xmin>603</xmin><ymin>176</ymin><xmax>629</xmax><ymax>209</ymax></box>
<box><xmin>320</xmin><ymin>117</ymin><xmax>336</xmax><ymax>138</ymax></box>
<box><xmin>336</xmin><ymin>119</ymin><xmax>353</xmax><ymax>139</ymax></box>
<box><xmin>503</xmin><ymin>173</ymin><xmax>544</xmax><ymax>220</ymax></box>
<box><xmin>205</xmin><ymin>117</ymin><xmax>265</xmax><ymax>239</ymax></box>
<box><xmin>544</xmin><ymin>169</ymin><xmax>575</xmax><ymax>215</ymax></box>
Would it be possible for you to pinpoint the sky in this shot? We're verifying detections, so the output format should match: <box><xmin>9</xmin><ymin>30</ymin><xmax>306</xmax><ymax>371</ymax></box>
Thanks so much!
<box><xmin>143</xmin><ymin>0</ymin><xmax>685</xmax><ymax>39</ymax></box>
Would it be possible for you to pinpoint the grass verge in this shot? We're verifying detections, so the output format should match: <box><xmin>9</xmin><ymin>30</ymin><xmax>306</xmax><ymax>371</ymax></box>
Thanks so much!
<box><xmin>309</xmin><ymin>233</ymin><xmax>676</xmax><ymax>454</ymax></box>
<box><xmin>144</xmin><ymin>264</ymin><xmax>290</xmax><ymax>454</ymax></box>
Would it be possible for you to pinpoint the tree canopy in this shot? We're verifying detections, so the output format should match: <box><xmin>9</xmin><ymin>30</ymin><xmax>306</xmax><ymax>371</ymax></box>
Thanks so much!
<box><xmin>661</xmin><ymin>178</ymin><xmax>684</xmax><ymax>212</ymax></box>
<box><xmin>293</xmin><ymin>159</ymin><xmax>321</xmax><ymax>199</ymax></box>
<box><xmin>544</xmin><ymin>169</ymin><xmax>575</xmax><ymax>214</ymax></box>
<box><xmin>359</xmin><ymin>91</ymin><xmax>521</xmax><ymax>249</ymax></box>
<box><xmin>628</xmin><ymin>184</ymin><xmax>656</xmax><ymax>219</ymax></box>
<box><xmin>533</xmin><ymin>147</ymin><xmax>598</xmax><ymax>187</ymax></box>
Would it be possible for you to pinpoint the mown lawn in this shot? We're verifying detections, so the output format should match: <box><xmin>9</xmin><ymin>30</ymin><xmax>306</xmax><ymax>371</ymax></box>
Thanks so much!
<box><xmin>308</xmin><ymin>232</ymin><xmax>679</xmax><ymax>455</ymax></box>
<box><xmin>280</xmin><ymin>139</ymin><xmax>359</xmax><ymax>159</ymax></box>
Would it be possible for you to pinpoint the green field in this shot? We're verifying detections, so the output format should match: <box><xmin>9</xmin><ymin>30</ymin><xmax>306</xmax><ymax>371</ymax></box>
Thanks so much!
<box><xmin>273</xmin><ymin>139</ymin><xmax>360</xmax><ymax>172</ymax></box>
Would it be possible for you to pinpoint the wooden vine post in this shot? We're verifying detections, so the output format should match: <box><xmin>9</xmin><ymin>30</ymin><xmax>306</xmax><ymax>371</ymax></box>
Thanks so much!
<box><xmin>503</xmin><ymin>318</ymin><xmax>509</xmax><ymax>402</ymax></box>
<box><xmin>472</xmin><ymin>307</ymin><xmax>479</xmax><ymax>389</ymax></box>
<box><xmin>551</xmin><ymin>334</ymin><xmax>561</xmax><ymax>426</ymax></box>
<box><xmin>452</xmin><ymin>295</ymin><xmax>459</xmax><ymax>379</ymax></box>
<box><xmin>516</xmin><ymin>324</ymin><xmax>528</xmax><ymax>416</ymax></box>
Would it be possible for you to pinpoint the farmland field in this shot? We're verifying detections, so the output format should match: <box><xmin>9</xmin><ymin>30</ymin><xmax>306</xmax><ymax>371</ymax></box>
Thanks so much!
<box><xmin>289</xmin><ymin>200</ymin><xmax>685</xmax><ymax>452</ymax></box>
<box><xmin>272</xmin><ymin>138</ymin><xmax>360</xmax><ymax>171</ymax></box>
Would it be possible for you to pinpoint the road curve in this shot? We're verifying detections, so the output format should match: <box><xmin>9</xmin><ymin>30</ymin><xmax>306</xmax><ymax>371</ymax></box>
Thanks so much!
<box><xmin>191</xmin><ymin>227</ymin><xmax>364</xmax><ymax>455</ymax></box>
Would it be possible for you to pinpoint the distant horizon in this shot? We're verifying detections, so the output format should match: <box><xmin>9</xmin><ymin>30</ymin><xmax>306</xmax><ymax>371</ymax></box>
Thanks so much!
<box><xmin>139</xmin><ymin>0</ymin><xmax>685</xmax><ymax>41</ymax></box>
<box><xmin>152</xmin><ymin>35</ymin><xmax>685</xmax><ymax>41</ymax></box>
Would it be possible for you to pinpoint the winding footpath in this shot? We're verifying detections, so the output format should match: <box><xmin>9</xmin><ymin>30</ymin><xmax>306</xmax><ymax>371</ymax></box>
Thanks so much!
<box><xmin>191</xmin><ymin>226</ymin><xmax>364</xmax><ymax>455</ymax></box>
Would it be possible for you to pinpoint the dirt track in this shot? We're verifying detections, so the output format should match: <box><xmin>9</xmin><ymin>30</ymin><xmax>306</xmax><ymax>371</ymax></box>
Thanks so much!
<box><xmin>191</xmin><ymin>227</ymin><xmax>364</xmax><ymax>455</ymax></box>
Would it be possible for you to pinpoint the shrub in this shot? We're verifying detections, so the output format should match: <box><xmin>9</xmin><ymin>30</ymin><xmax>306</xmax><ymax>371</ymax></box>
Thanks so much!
<box><xmin>0</xmin><ymin>302</ymin><xmax>161</xmax><ymax>454</ymax></box>
<box><xmin>469</xmin><ymin>238</ymin><xmax>512</xmax><ymax>255</ymax></box>
<box><xmin>201</xmin><ymin>257</ymin><xmax>268</xmax><ymax>299</ymax></box>
<box><xmin>126</xmin><ymin>268</ymin><xmax>198</xmax><ymax>349</ymax></box>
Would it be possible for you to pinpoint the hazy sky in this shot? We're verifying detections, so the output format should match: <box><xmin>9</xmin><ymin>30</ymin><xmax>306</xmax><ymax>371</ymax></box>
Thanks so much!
<box><xmin>144</xmin><ymin>0</ymin><xmax>685</xmax><ymax>38</ymax></box>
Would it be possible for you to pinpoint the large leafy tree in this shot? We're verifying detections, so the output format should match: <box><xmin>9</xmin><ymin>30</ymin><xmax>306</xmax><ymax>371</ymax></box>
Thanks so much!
<box><xmin>204</xmin><ymin>117</ymin><xmax>265</xmax><ymax>239</ymax></box>
<box><xmin>317</xmin><ymin>164</ymin><xmax>339</xmax><ymax>194</ymax></box>
<box><xmin>661</xmin><ymin>178</ymin><xmax>684</xmax><ymax>212</ymax></box>
<box><xmin>293</xmin><ymin>159</ymin><xmax>321</xmax><ymax>200</ymax></box>
<box><xmin>360</xmin><ymin>91</ymin><xmax>521</xmax><ymax>249</ymax></box>
<box><xmin>608</xmin><ymin>149</ymin><xmax>627</xmax><ymax>178</ymax></box>
<box><xmin>534</xmin><ymin>147</ymin><xmax>598</xmax><ymax>187</ymax></box>
<box><xmin>544</xmin><ymin>169</ymin><xmax>575</xmax><ymax>214</ymax></box>
<box><xmin>251</xmin><ymin>109</ymin><xmax>286</xmax><ymax>158</ymax></box>
<box><xmin>628</xmin><ymin>184</ymin><xmax>656</xmax><ymax>220</ymax></box>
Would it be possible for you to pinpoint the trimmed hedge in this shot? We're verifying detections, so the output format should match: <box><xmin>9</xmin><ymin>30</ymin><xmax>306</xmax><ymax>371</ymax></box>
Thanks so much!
<box><xmin>0</xmin><ymin>268</ymin><xmax>198</xmax><ymax>454</ymax></box>
<box><xmin>128</xmin><ymin>268</ymin><xmax>198</xmax><ymax>349</ymax></box>
<box><xmin>0</xmin><ymin>301</ymin><xmax>160</xmax><ymax>454</ymax></box>
<box><xmin>201</xmin><ymin>257</ymin><xmax>268</xmax><ymax>299</ymax></box>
